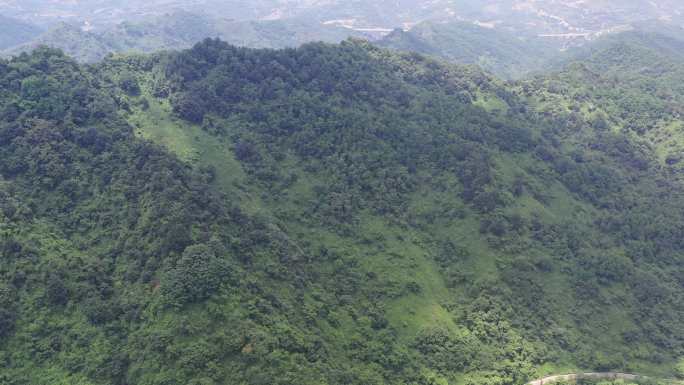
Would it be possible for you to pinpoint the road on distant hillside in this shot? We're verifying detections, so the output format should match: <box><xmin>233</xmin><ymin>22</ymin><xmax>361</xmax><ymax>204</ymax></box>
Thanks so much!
<box><xmin>526</xmin><ymin>372</ymin><xmax>642</xmax><ymax>385</ymax></box>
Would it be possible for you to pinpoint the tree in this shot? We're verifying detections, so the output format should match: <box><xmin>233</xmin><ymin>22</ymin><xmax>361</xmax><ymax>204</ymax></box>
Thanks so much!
<box><xmin>0</xmin><ymin>284</ymin><xmax>17</xmax><ymax>338</ymax></box>
<box><xmin>162</xmin><ymin>244</ymin><xmax>232</xmax><ymax>306</ymax></box>
<box><xmin>118</xmin><ymin>72</ymin><xmax>140</xmax><ymax>96</ymax></box>
<box><xmin>46</xmin><ymin>274</ymin><xmax>68</xmax><ymax>306</ymax></box>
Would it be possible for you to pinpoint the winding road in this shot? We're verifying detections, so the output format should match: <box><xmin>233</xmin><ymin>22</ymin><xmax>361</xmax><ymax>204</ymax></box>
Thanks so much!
<box><xmin>526</xmin><ymin>372</ymin><xmax>663</xmax><ymax>385</ymax></box>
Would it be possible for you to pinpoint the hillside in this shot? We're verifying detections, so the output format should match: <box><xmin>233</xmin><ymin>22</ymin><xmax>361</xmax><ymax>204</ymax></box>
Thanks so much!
<box><xmin>377</xmin><ymin>21</ymin><xmax>558</xmax><ymax>79</ymax></box>
<box><xmin>3</xmin><ymin>0</ymin><xmax>683</xmax><ymax>33</ymax></box>
<box><xmin>0</xmin><ymin>15</ymin><xmax>43</xmax><ymax>50</ymax></box>
<box><xmin>0</xmin><ymin>37</ymin><xmax>684</xmax><ymax>385</ymax></box>
<box><xmin>4</xmin><ymin>0</ymin><xmax>684</xmax><ymax>70</ymax></box>
<box><xmin>5</xmin><ymin>23</ymin><xmax>114</xmax><ymax>63</ymax></box>
<box><xmin>522</xmin><ymin>31</ymin><xmax>684</xmax><ymax>177</ymax></box>
<box><xmin>454</xmin><ymin>0</ymin><xmax>684</xmax><ymax>38</ymax></box>
<box><xmin>2</xmin><ymin>12</ymin><xmax>372</xmax><ymax>63</ymax></box>
<box><xmin>377</xmin><ymin>24</ymin><xmax>684</xmax><ymax>80</ymax></box>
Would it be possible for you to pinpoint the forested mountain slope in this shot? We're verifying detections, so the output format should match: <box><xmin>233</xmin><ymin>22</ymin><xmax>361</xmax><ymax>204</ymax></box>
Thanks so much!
<box><xmin>377</xmin><ymin>24</ymin><xmax>684</xmax><ymax>80</ymax></box>
<box><xmin>1</xmin><ymin>38</ymin><xmax>684</xmax><ymax>385</ymax></box>
<box><xmin>4</xmin><ymin>22</ymin><xmax>115</xmax><ymax>63</ymax></box>
<box><xmin>523</xmin><ymin>31</ymin><xmax>684</xmax><ymax>168</ymax></box>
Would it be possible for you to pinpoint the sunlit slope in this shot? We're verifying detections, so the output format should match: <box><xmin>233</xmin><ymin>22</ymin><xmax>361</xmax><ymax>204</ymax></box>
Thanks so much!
<box><xmin>1</xmin><ymin>38</ymin><xmax>684</xmax><ymax>385</ymax></box>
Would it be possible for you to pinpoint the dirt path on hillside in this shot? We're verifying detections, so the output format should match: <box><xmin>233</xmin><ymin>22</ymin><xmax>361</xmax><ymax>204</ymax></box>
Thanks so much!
<box><xmin>526</xmin><ymin>372</ymin><xmax>641</xmax><ymax>385</ymax></box>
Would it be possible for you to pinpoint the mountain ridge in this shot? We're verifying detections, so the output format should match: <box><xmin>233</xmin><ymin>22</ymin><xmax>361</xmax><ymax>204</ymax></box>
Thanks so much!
<box><xmin>0</xmin><ymin>15</ymin><xmax>43</xmax><ymax>50</ymax></box>
<box><xmin>1</xmin><ymin>35</ymin><xmax>684</xmax><ymax>384</ymax></box>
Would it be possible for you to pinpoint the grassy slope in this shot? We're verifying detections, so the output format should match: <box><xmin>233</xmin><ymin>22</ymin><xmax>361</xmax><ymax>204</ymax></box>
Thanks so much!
<box><xmin>125</xmin><ymin>71</ymin><xmax>676</xmax><ymax>382</ymax></box>
<box><xmin>4</xmin><ymin>39</ymin><xmax>684</xmax><ymax>384</ymax></box>
<box><xmin>126</xmin><ymin>83</ymin><xmax>462</xmax><ymax>370</ymax></box>
<box><xmin>92</xmin><ymin>38</ymin><xmax>684</xmax><ymax>382</ymax></box>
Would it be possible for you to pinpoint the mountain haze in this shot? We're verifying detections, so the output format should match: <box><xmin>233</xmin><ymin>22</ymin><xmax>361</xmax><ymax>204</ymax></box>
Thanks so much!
<box><xmin>377</xmin><ymin>21</ymin><xmax>559</xmax><ymax>79</ymax></box>
<box><xmin>3</xmin><ymin>1</ymin><xmax>682</xmax><ymax>31</ymax></box>
<box><xmin>3</xmin><ymin>0</ymin><xmax>684</xmax><ymax>76</ymax></box>
<box><xmin>0</xmin><ymin>15</ymin><xmax>43</xmax><ymax>50</ymax></box>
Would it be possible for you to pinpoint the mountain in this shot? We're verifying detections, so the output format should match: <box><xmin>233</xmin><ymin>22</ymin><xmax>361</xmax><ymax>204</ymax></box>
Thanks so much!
<box><xmin>5</xmin><ymin>22</ymin><xmax>114</xmax><ymax>63</ymax></box>
<box><xmin>377</xmin><ymin>18</ymin><xmax>684</xmax><ymax>79</ymax></box>
<box><xmin>0</xmin><ymin>15</ymin><xmax>43</xmax><ymax>50</ymax></box>
<box><xmin>455</xmin><ymin>0</ymin><xmax>684</xmax><ymax>32</ymax></box>
<box><xmin>104</xmin><ymin>12</ymin><xmax>374</xmax><ymax>50</ymax></box>
<box><xmin>3</xmin><ymin>12</ymin><xmax>373</xmax><ymax>63</ymax></box>
<box><xmin>0</xmin><ymin>1</ymin><xmax>319</xmax><ymax>25</ymax></box>
<box><xmin>1</xmin><ymin>35</ymin><xmax>684</xmax><ymax>385</ymax></box>
<box><xmin>529</xmin><ymin>30</ymin><xmax>684</xmax><ymax>168</ymax></box>
<box><xmin>5</xmin><ymin>0</ymin><xmax>684</xmax><ymax>71</ymax></box>
<box><xmin>377</xmin><ymin>21</ymin><xmax>558</xmax><ymax>79</ymax></box>
<box><xmin>566</xmin><ymin>30</ymin><xmax>684</xmax><ymax>65</ymax></box>
<box><xmin>4</xmin><ymin>1</ymin><xmax>683</xmax><ymax>38</ymax></box>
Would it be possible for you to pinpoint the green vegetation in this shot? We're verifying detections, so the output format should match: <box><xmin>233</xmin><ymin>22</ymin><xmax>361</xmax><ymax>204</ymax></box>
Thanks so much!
<box><xmin>552</xmin><ymin>378</ymin><xmax>684</xmax><ymax>385</ymax></box>
<box><xmin>1</xmin><ymin>34</ymin><xmax>684</xmax><ymax>385</ymax></box>
<box><xmin>676</xmin><ymin>358</ymin><xmax>684</xmax><ymax>379</ymax></box>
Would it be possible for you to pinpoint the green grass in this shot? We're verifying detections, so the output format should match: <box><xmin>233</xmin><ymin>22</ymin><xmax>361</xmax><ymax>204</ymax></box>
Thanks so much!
<box><xmin>126</xmin><ymin>93</ymin><xmax>272</xmax><ymax>215</ymax></box>
<box><xmin>647</xmin><ymin>119</ymin><xmax>684</xmax><ymax>165</ymax></box>
<box><xmin>128</xmin><ymin>95</ymin><xmax>245</xmax><ymax>186</ymax></box>
<box><xmin>474</xmin><ymin>90</ymin><xmax>510</xmax><ymax>114</ymax></box>
<box><xmin>359</xmin><ymin>217</ymin><xmax>458</xmax><ymax>339</ymax></box>
<box><xmin>118</xmin><ymin>54</ymin><xmax>682</xmax><ymax>383</ymax></box>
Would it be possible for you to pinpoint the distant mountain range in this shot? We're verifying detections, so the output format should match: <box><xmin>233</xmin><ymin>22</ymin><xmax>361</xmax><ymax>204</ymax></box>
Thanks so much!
<box><xmin>376</xmin><ymin>21</ymin><xmax>560</xmax><ymax>79</ymax></box>
<box><xmin>455</xmin><ymin>0</ymin><xmax>684</xmax><ymax>33</ymax></box>
<box><xmin>1</xmin><ymin>11</ymin><xmax>375</xmax><ymax>63</ymax></box>
<box><xmin>0</xmin><ymin>15</ymin><xmax>43</xmax><ymax>50</ymax></box>
<box><xmin>1</xmin><ymin>0</ymin><xmax>683</xmax><ymax>77</ymax></box>
<box><xmin>2</xmin><ymin>1</ymin><xmax>682</xmax><ymax>31</ymax></box>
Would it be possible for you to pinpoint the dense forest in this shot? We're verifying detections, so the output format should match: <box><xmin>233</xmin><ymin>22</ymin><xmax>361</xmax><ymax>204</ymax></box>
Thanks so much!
<box><xmin>1</xmin><ymin>34</ymin><xmax>684</xmax><ymax>385</ymax></box>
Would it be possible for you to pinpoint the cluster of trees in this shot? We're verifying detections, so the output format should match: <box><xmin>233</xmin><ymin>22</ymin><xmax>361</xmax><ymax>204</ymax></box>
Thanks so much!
<box><xmin>161</xmin><ymin>38</ymin><xmax>537</xmax><ymax>226</ymax></box>
<box><xmin>0</xmin><ymin>48</ymin><xmax>323</xmax><ymax>385</ymax></box>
